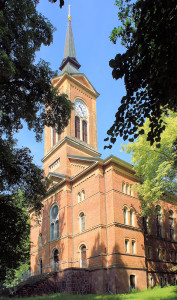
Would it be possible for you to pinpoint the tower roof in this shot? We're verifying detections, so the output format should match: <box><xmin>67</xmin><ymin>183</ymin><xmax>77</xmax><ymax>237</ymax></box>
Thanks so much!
<box><xmin>60</xmin><ymin>7</ymin><xmax>81</xmax><ymax>74</ymax></box>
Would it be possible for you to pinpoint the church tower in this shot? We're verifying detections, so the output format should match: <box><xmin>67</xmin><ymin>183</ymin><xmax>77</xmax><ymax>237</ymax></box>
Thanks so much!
<box><xmin>42</xmin><ymin>8</ymin><xmax>100</xmax><ymax>178</ymax></box>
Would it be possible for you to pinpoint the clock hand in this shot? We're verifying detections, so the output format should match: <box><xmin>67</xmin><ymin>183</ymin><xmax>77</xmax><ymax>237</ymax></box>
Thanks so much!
<box><xmin>79</xmin><ymin>104</ymin><xmax>83</xmax><ymax>113</ymax></box>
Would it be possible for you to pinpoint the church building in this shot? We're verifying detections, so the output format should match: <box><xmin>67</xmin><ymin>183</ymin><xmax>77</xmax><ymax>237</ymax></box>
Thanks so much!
<box><xmin>30</xmin><ymin>9</ymin><xmax>177</xmax><ymax>294</ymax></box>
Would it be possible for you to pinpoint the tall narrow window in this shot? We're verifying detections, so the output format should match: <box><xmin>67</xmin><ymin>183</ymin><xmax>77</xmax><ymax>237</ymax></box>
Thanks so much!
<box><xmin>53</xmin><ymin>249</ymin><xmax>59</xmax><ymax>271</ymax></box>
<box><xmin>156</xmin><ymin>205</ymin><xmax>162</xmax><ymax>237</ymax></box>
<box><xmin>143</xmin><ymin>216</ymin><xmax>148</xmax><ymax>234</ymax></box>
<box><xmin>39</xmin><ymin>233</ymin><xmax>42</xmax><ymax>247</ymax></box>
<box><xmin>78</xmin><ymin>192</ymin><xmax>81</xmax><ymax>203</ymax></box>
<box><xmin>130</xmin><ymin>209</ymin><xmax>134</xmax><ymax>226</ymax></box>
<box><xmin>82</xmin><ymin>120</ymin><xmax>87</xmax><ymax>143</ymax></box>
<box><xmin>56</xmin><ymin>220</ymin><xmax>59</xmax><ymax>238</ymax></box>
<box><xmin>169</xmin><ymin>210</ymin><xmax>174</xmax><ymax>241</ymax></box>
<box><xmin>39</xmin><ymin>258</ymin><xmax>42</xmax><ymax>274</ymax></box>
<box><xmin>53</xmin><ymin>127</ymin><xmax>56</xmax><ymax>146</ymax></box>
<box><xmin>75</xmin><ymin>116</ymin><xmax>80</xmax><ymax>139</ymax></box>
<box><xmin>125</xmin><ymin>239</ymin><xmax>129</xmax><ymax>253</ymax></box>
<box><xmin>50</xmin><ymin>204</ymin><xmax>59</xmax><ymax>241</ymax></box>
<box><xmin>79</xmin><ymin>212</ymin><xmax>85</xmax><ymax>232</ymax></box>
<box><xmin>162</xmin><ymin>248</ymin><xmax>166</xmax><ymax>261</ymax></box>
<box><xmin>126</xmin><ymin>184</ymin><xmax>129</xmax><ymax>195</ymax></box>
<box><xmin>130</xmin><ymin>185</ymin><xmax>133</xmax><ymax>196</ymax></box>
<box><xmin>81</xmin><ymin>190</ymin><xmax>85</xmax><ymax>201</ymax></box>
<box><xmin>51</xmin><ymin>223</ymin><xmax>54</xmax><ymax>241</ymax></box>
<box><xmin>122</xmin><ymin>182</ymin><xmax>125</xmax><ymax>193</ymax></box>
<box><xmin>123</xmin><ymin>207</ymin><xmax>128</xmax><ymax>225</ymax></box>
<box><xmin>51</xmin><ymin>127</ymin><xmax>61</xmax><ymax>147</ymax></box>
<box><xmin>132</xmin><ymin>240</ymin><xmax>136</xmax><ymax>254</ymax></box>
<box><xmin>80</xmin><ymin>245</ymin><xmax>87</xmax><ymax>268</ymax></box>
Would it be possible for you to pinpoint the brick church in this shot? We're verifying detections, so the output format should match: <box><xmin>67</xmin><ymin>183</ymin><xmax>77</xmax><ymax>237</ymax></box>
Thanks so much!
<box><xmin>30</xmin><ymin>9</ymin><xmax>177</xmax><ymax>294</ymax></box>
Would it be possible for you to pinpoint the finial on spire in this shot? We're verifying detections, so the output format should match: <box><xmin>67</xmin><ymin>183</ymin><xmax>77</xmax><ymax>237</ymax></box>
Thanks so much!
<box><xmin>68</xmin><ymin>5</ymin><xmax>71</xmax><ymax>20</ymax></box>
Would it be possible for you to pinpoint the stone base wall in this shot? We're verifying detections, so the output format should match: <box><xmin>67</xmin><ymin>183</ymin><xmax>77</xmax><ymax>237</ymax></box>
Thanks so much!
<box><xmin>13</xmin><ymin>266</ymin><xmax>148</xmax><ymax>297</ymax></box>
<box><xmin>15</xmin><ymin>268</ymin><xmax>90</xmax><ymax>297</ymax></box>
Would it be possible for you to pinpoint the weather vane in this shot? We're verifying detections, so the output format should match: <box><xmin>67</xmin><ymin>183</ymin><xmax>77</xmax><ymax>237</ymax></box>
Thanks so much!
<box><xmin>68</xmin><ymin>4</ymin><xmax>71</xmax><ymax>20</ymax></box>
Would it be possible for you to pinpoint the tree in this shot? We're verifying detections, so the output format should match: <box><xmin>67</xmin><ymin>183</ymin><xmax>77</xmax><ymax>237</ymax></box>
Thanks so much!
<box><xmin>0</xmin><ymin>191</ymin><xmax>30</xmax><ymax>282</ymax></box>
<box><xmin>122</xmin><ymin>111</ymin><xmax>177</xmax><ymax>216</ymax></box>
<box><xmin>0</xmin><ymin>0</ymin><xmax>70</xmax><ymax>281</ymax></box>
<box><xmin>105</xmin><ymin>0</ymin><xmax>177</xmax><ymax>148</ymax></box>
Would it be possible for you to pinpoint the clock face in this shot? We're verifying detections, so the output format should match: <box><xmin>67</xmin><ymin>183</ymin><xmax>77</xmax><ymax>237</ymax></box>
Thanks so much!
<box><xmin>75</xmin><ymin>100</ymin><xmax>88</xmax><ymax>119</ymax></box>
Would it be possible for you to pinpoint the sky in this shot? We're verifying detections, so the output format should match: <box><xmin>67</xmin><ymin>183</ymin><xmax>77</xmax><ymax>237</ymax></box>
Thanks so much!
<box><xmin>15</xmin><ymin>0</ymin><xmax>132</xmax><ymax>168</ymax></box>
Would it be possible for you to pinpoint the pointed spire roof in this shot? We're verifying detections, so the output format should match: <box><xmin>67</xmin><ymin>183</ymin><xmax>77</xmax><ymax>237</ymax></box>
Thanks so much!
<box><xmin>60</xmin><ymin>6</ymin><xmax>81</xmax><ymax>74</ymax></box>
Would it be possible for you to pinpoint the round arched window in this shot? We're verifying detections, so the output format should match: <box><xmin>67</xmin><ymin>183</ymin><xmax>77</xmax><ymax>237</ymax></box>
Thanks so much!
<box><xmin>50</xmin><ymin>204</ymin><xmax>59</xmax><ymax>241</ymax></box>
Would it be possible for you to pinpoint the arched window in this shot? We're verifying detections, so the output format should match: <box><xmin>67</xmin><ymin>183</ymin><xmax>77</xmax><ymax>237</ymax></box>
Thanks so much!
<box><xmin>130</xmin><ymin>209</ymin><xmax>134</xmax><ymax>226</ymax></box>
<box><xmin>75</xmin><ymin>116</ymin><xmax>80</xmax><ymax>139</ymax></box>
<box><xmin>156</xmin><ymin>205</ymin><xmax>162</xmax><ymax>237</ymax></box>
<box><xmin>39</xmin><ymin>258</ymin><xmax>42</xmax><ymax>274</ymax></box>
<box><xmin>122</xmin><ymin>182</ymin><xmax>125</xmax><ymax>193</ymax></box>
<box><xmin>169</xmin><ymin>210</ymin><xmax>174</xmax><ymax>241</ymax></box>
<box><xmin>81</xmin><ymin>190</ymin><xmax>85</xmax><ymax>201</ymax></box>
<box><xmin>123</xmin><ymin>207</ymin><xmax>128</xmax><ymax>225</ymax></box>
<box><xmin>53</xmin><ymin>248</ymin><xmax>59</xmax><ymax>271</ymax></box>
<box><xmin>78</xmin><ymin>192</ymin><xmax>81</xmax><ymax>203</ymax></box>
<box><xmin>50</xmin><ymin>204</ymin><xmax>59</xmax><ymax>241</ymax></box>
<box><xmin>80</xmin><ymin>245</ymin><xmax>87</xmax><ymax>268</ymax></box>
<box><xmin>79</xmin><ymin>212</ymin><xmax>85</xmax><ymax>232</ymax></box>
<box><xmin>82</xmin><ymin>120</ymin><xmax>87</xmax><ymax>143</ymax></box>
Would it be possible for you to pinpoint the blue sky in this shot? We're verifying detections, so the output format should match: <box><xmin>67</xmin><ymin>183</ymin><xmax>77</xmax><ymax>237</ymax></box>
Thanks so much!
<box><xmin>15</xmin><ymin>0</ymin><xmax>132</xmax><ymax>168</ymax></box>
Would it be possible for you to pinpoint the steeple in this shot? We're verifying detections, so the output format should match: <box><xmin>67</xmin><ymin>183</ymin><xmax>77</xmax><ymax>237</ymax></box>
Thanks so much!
<box><xmin>60</xmin><ymin>5</ymin><xmax>81</xmax><ymax>74</ymax></box>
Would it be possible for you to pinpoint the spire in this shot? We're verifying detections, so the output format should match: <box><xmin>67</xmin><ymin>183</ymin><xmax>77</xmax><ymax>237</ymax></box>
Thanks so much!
<box><xmin>60</xmin><ymin>5</ymin><xmax>81</xmax><ymax>74</ymax></box>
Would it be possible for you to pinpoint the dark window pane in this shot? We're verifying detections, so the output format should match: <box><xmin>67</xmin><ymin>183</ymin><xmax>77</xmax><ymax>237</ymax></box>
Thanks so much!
<box><xmin>82</xmin><ymin>120</ymin><xmax>87</xmax><ymax>142</ymax></box>
<box><xmin>75</xmin><ymin>117</ymin><xmax>80</xmax><ymax>139</ymax></box>
<box><xmin>130</xmin><ymin>275</ymin><xmax>135</xmax><ymax>289</ymax></box>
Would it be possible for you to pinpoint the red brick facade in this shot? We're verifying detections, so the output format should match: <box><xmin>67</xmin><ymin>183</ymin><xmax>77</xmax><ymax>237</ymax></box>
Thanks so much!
<box><xmin>30</xmin><ymin>62</ymin><xmax>177</xmax><ymax>295</ymax></box>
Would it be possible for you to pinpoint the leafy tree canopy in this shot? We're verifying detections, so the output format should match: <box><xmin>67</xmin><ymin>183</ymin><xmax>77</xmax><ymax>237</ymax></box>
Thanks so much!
<box><xmin>122</xmin><ymin>111</ymin><xmax>177</xmax><ymax>216</ymax></box>
<box><xmin>0</xmin><ymin>0</ymin><xmax>71</xmax><ymax>141</ymax></box>
<box><xmin>0</xmin><ymin>191</ymin><xmax>30</xmax><ymax>281</ymax></box>
<box><xmin>0</xmin><ymin>0</ymin><xmax>69</xmax><ymax>281</ymax></box>
<box><xmin>105</xmin><ymin>0</ymin><xmax>177</xmax><ymax>148</ymax></box>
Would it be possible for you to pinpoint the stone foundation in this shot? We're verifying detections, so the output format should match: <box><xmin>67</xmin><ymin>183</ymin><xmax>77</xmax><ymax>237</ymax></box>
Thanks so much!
<box><xmin>14</xmin><ymin>268</ymin><xmax>90</xmax><ymax>297</ymax></box>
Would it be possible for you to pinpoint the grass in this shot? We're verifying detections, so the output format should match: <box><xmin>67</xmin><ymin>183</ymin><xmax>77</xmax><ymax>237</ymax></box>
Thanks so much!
<box><xmin>1</xmin><ymin>286</ymin><xmax>177</xmax><ymax>300</ymax></box>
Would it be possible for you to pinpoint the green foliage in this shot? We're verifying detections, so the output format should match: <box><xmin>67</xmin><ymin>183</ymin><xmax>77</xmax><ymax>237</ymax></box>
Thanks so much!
<box><xmin>105</xmin><ymin>0</ymin><xmax>177</xmax><ymax>148</ymax></box>
<box><xmin>0</xmin><ymin>0</ymin><xmax>70</xmax><ymax>282</ymax></box>
<box><xmin>49</xmin><ymin>0</ymin><xmax>65</xmax><ymax>9</ymax></box>
<box><xmin>4</xmin><ymin>263</ymin><xmax>30</xmax><ymax>288</ymax></box>
<box><xmin>122</xmin><ymin>111</ymin><xmax>177</xmax><ymax>214</ymax></box>
<box><xmin>0</xmin><ymin>191</ymin><xmax>30</xmax><ymax>282</ymax></box>
<box><xmin>0</xmin><ymin>0</ymin><xmax>72</xmax><ymax>141</ymax></box>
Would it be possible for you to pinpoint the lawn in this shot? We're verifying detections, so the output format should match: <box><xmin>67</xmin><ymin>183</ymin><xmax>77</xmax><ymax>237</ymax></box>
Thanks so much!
<box><xmin>1</xmin><ymin>286</ymin><xmax>177</xmax><ymax>300</ymax></box>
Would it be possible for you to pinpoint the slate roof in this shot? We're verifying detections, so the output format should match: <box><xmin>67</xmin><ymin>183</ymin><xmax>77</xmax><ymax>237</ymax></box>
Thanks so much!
<box><xmin>60</xmin><ymin>19</ymin><xmax>81</xmax><ymax>74</ymax></box>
